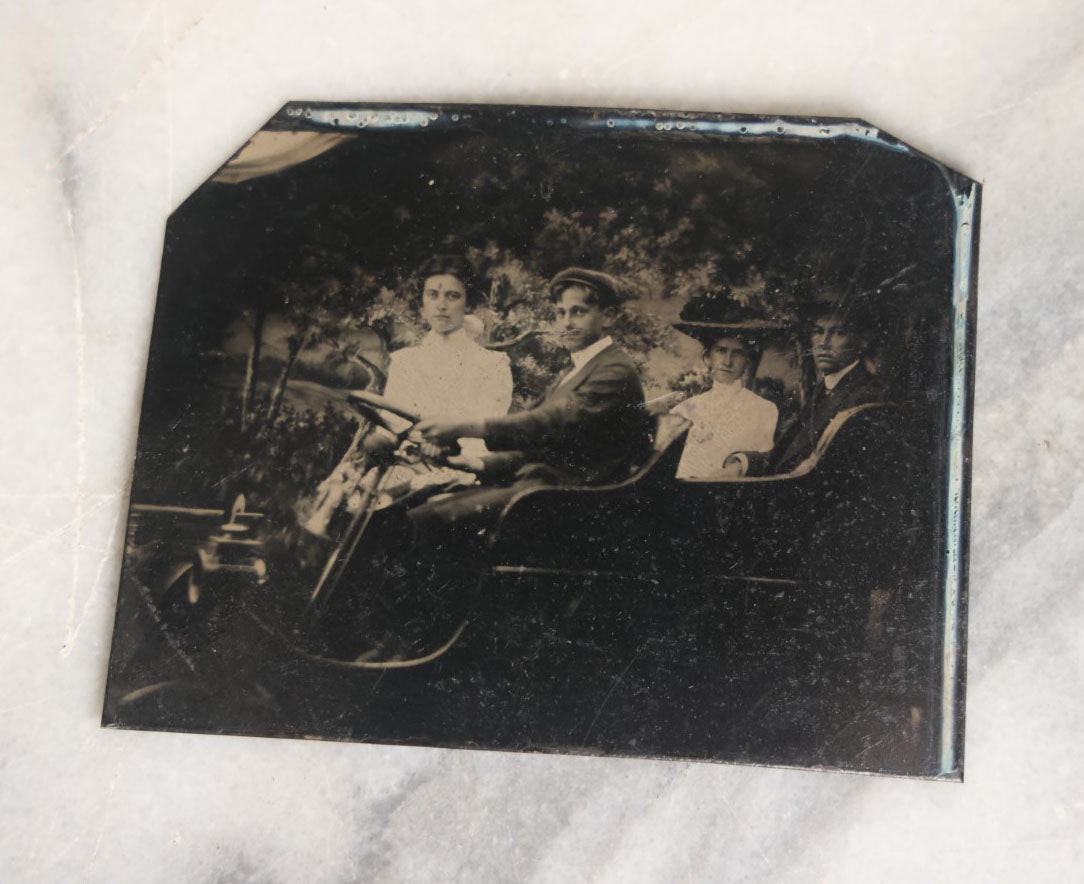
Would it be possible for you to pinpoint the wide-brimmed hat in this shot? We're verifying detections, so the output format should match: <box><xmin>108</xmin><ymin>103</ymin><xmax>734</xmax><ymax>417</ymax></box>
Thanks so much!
<box><xmin>672</xmin><ymin>291</ymin><xmax>788</xmax><ymax>350</ymax></box>
<box><xmin>548</xmin><ymin>267</ymin><xmax>624</xmax><ymax>310</ymax></box>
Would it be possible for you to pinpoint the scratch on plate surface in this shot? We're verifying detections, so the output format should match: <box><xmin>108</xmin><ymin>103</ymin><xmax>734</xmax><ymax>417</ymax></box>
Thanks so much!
<box><xmin>579</xmin><ymin>644</ymin><xmax>646</xmax><ymax>747</ymax></box>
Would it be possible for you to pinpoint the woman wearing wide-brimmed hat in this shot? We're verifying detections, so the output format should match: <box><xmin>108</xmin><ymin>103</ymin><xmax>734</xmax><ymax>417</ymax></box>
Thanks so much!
<box><xmin>671</xmin><ymin>292</ymin><xmax>781</xmax><ymax>480</ymax></box>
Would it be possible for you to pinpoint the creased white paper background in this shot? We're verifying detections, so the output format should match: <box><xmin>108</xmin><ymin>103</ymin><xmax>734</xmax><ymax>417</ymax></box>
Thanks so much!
<box><xmin>2</xmin><ymin>1</ymin><xmax>1082</xmax><ymax>881</ymax></box>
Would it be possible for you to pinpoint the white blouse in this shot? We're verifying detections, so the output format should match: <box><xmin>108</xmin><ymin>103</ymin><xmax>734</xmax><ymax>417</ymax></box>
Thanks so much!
<box><xmin>673</xmin><ymin>380</ymin><xmax>778</xmax><ymax>479</ymax></box>
<box><xmin>382</xmin><ymin>327</ymin><xmax>513</xmax><ymax>456</ymax></box>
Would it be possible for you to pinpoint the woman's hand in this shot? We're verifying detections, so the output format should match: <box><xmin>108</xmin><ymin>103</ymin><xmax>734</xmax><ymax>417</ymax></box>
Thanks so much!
<box><xmin>721</xmin><ymin>454</ymin><xmax>748</xmax><ymax>476</ymax></box>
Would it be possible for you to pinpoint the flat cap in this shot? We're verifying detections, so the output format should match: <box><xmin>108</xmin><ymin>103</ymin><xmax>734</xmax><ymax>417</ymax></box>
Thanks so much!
<box><xmin>548</xmin><ymin>267</ymin><xmax>624</xmax><ymax>309</ymax></box>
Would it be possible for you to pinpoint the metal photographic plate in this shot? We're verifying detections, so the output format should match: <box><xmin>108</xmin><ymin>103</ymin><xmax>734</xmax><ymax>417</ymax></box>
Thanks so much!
<box><xmin>102</xmin><ymin>103</ymin><xmax>978</xmax><ymax>779</ymax></box>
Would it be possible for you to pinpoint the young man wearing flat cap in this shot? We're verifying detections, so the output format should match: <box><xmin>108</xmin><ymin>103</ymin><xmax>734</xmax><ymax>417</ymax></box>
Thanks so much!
<box><xmin>733</xmin><ymin>286</ymin><xmax>887</xmax><ymax>476</ymax></box>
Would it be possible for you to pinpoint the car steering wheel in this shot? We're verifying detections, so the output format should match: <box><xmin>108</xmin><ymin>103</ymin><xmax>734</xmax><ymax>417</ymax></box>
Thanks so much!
<box><xmin>347</xmin><ymin>389</ymin><xmax>419</xmax><ymax>431</ymax></box>
<box><xmin>346</xmin><ymin>389</ymin><xmax>461</xmax><ymax>467</ymax></box>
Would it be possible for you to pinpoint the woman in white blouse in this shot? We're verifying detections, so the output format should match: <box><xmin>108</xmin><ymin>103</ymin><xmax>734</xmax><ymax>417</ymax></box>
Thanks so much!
<box><xmin>381</xmin><ymin>254</ymin><xmax>513</xmax><ymax>457</ymax></box>
<box><xmin>672</xmin><ymin>331</ymin><xmax>778</xmax><ymax>479</ymax></box>
<box><xmin>670</xmin><ymin>293</ymin><xmax>780</xmax><ymax>480</ymax></box>
<box><xmin>302</xmin><ymin>255</ymin><xmax>512</xmax><ymax>534</ymax></box>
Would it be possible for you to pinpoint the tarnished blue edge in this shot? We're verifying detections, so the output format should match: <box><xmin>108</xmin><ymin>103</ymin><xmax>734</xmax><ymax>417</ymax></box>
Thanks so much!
<box><xmin>279</xmin><ymin>103</ymin><xmax>912</xmax><ymax>153</ymax></box>
<box><xmin>274</xmin><ymin>102</ymin><xmax>978</xmax><ymax>779</ymax></box>
<box><xmin>939</xmin><ymin>181</ymin><xmax>978</xmax><ymax>778</ymax></box>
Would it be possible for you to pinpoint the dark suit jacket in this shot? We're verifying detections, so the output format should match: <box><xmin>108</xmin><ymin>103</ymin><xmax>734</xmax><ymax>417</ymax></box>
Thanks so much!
<box><xmin>749</xmin><ymin>361</ymin><xmax>888</xmax><ymax>475</ymax></box>
<box><xmin>479</xmin><ymin>343</ymin><xmax>653</xmax><ymax>486</ymax></box>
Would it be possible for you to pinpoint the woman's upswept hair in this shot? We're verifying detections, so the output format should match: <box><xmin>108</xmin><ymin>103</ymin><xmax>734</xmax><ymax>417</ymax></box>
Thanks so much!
<box><xmin>416</xmin><ymin>254</ymin><xmax>483</xmax><ymax>309</ymax></box>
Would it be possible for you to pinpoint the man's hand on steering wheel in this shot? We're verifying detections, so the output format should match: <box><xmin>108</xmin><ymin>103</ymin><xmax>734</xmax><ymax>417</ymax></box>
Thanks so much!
<box><xmin>445</xmin><ymin>453</ymin><xmax>485</xmax><ymax>473</ymax></box>
<box><xmin>415</xmin><ymin>417</ymin><xmax>485</xmax><ymax>444</ymax></box>
<box><xmin>413</xmin><ymin>418</ymin><xmax>487</xmax><ymax>472</ymax></box>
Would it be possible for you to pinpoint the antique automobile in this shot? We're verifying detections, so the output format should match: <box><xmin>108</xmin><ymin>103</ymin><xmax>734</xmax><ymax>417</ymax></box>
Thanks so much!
<box><xmin>111</xmin><ymin>386</ymin><xmax>945</xmax><ymax>775</ymax></box>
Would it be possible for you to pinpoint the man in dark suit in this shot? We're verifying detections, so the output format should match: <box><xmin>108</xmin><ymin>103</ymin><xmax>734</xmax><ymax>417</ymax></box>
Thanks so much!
<box><xmin>361</xmin><ymin>268</ymin><xmax>651</xmax><ymax>658</ymax></box>
<box><xmin>731</xmin><ymin>288</ymin><xmax>888</xmax><ymax>476</ymax></box>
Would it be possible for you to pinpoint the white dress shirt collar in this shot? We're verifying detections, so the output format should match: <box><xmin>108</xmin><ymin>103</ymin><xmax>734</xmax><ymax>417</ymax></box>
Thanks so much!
<box><xmin>569</xmin><ymin>335</ymin><xmax>614</xmax><ymax>370</ymax></box>
<box><xmin>559</xmin><ymin>336</ymin><xmax>614</xmax><ymax>388</ymax></box>
<box><xmin>823</xmin><ymin>359</ymin><xmax>859</xmax><ymax>392</ymax></box>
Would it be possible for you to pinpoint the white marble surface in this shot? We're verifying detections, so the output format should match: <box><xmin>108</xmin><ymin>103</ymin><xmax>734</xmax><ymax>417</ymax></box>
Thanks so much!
<box><xmin>2</xmin><ymin>1</ymin><xmax>1083</xmax><ymax>880</ymax></box>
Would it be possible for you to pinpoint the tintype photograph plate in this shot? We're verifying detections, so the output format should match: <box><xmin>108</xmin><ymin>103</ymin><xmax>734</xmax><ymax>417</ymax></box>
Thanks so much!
<box><xmin>103</xmin><ymin>103</ymin><xmax>978</xmax><ymax>779</ymax></box>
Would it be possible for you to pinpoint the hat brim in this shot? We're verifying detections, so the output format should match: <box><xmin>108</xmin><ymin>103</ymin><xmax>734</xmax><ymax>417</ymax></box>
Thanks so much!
<box><xmin>672</xmin><ymin>320</ymin><xmax>788</xmax><ymax>347</ymax></box>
